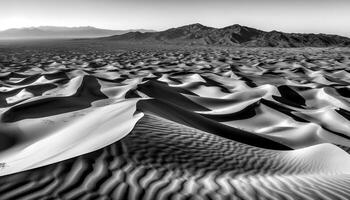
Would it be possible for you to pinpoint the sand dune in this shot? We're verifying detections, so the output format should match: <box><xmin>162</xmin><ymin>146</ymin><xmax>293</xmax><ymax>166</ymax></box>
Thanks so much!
<box><xmin>1</xmin><ymin>44</ymin><xmax>350</xmax><ymax>199</ymax></box>
<box><xmin>1</xmin><ymin>114</ymin><xmax>350</xmax><ymax>199</ymax></box>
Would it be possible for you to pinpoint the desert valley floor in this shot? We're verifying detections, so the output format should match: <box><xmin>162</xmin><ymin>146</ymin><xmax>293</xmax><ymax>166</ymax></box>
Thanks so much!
<box><xmin>1</xmin><ymin>41</ymin><xmax>350</xmax><ymax>199</ymax></box>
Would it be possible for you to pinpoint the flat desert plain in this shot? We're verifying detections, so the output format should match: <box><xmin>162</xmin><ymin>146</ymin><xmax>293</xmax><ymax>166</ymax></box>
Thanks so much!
<box><xmin>1</xmin><ymin>41</ymin><xmax>350</xmax><ymax>199</ymax></box>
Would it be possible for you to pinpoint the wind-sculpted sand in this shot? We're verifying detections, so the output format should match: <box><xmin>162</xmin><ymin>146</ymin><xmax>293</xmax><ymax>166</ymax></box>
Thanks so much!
<box><xmin>1</xmin><ymin>43</ymin><xmax>350</xmax><ymax>199</ymax></box>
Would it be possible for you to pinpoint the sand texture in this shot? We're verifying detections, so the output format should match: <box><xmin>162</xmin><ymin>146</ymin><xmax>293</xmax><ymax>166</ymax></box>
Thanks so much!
<box><xmin>1</xmin><ymin>43</ymin><xmax>350</xmax><ymax>199</ymax></box>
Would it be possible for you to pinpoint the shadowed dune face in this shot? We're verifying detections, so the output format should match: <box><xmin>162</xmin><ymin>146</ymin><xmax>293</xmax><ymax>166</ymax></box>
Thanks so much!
<box><xmin>1</xmin><ymin>43</ymin><xmax>350</xmax><ymax>199</ymax></box>
<box><xmin>1</xmin><ymin>75</ymin><xmax>108</xmax><ymax>122</ymax></box>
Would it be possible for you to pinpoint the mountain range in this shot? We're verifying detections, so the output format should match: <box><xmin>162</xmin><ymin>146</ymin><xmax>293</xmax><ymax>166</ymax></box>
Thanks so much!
<box><xmin>1</xmin><ymin>24</ymin><xmax>349</xmax><ymax>47</ymax></box>
<box><xmin>0</xmin><ymin>26</ymin><xmax>154</xmax><ymax>39</ymax></box>
<box><xmin>102</xmin><ymin>23</ymin><xmax>350</xmax><ymax>47</ymax></box>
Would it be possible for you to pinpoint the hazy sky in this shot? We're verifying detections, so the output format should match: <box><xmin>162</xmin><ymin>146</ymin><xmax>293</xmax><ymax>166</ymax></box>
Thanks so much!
<box><xmin>1</xmin><ymin>0</ymin><xmax>350</xmax><ymax>36</ymax></box>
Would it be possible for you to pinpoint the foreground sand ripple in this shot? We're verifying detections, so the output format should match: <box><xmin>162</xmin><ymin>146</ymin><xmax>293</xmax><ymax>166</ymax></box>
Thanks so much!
<box><xmin>1</xmin><ymin>114</ymin><xmax>350</xmax><ymax>199</ymax></box>
<box><xmin>1</xmin><ymin>45</ymin><xmax>350</xmax><ymax>199</ymax></box>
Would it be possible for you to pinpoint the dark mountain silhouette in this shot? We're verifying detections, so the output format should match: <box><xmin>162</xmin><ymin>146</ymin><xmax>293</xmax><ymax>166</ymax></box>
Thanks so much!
<box><xmin>0</xmin><ymin>26</ymin><xmax>155</xmax><ymax>39</ymax></box>
<box><xmin>101</xmin><ymin>23</ymin><xmax>350</xmax><ymax>47</ymax></box>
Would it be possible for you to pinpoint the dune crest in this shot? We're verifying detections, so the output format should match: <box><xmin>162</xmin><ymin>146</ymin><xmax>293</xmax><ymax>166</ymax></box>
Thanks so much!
<box><xmin>1</xmin><ymin>44</ymin><xmax>350</xmax><ymax>199</ymax></box>
<box><xmin>0</xmin><ymin>98</ymin><xmax>142</xmax><ymax>176</ymax></box>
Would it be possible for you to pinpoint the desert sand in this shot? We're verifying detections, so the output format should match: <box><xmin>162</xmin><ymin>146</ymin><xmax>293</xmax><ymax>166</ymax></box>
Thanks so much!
<box><xmin>1</xmin><ymin>41</ymin><xmax>350</xmax><ymax>199</ymax></box>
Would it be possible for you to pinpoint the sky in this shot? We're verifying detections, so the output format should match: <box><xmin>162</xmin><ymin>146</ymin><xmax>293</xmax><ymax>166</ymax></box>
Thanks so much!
<box><xmin>1</xmin><ymin>0</ymin><xmax>350</xmax><ymax>36</ymax></box>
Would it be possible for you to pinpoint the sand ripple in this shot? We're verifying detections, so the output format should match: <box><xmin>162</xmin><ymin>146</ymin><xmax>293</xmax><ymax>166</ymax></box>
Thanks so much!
<box><xmin>1</xmin><ymin>45</ymin><xmax>350</xmax><ymax>199</ymax></box>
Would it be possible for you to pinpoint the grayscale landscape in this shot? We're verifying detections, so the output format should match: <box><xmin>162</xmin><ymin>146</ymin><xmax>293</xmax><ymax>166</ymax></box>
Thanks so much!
<box><xmin>1</xmin><ymin>0</ymin><xmax>350</xmax><ymax>199</ymax></box>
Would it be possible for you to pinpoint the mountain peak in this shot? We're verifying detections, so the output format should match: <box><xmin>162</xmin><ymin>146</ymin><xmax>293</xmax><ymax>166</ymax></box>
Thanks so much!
<box><xmin>187</xmin><ymin>23</ymin><xmax>206</xmax><ymax>28</ymax></box>
<box><xmin>222</xmin><ymin>24</ymin><xmax>261</xmax><ymax>32</ymax></box>
<box><xmin>171</xmin><ymin>23</ymin><xmax>213</xmax><ymax>31</ymax></box>
<box><xmin>227</xmin><ymin>24</ymin><xmax>243</xmax><ymax>28</ymax></box>
<box><xmin>101</xmin><ymin>23</ymin><xmax>350</xmax><ymax>47</ymax></box>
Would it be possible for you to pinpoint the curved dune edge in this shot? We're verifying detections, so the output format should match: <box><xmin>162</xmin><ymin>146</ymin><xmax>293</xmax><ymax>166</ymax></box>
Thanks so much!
<box><xmin>1</xmin><ymin>47</ymin><xmax>350</xmax><ymax>198</ymax></box>
<box><xmin>1</xmin><ymin>114</ymin><xmax>350</xmax><ymax>199</ymax></box>
<box><xmin>0</xmin><ymin>99</ymin><xmax>143</xmax><ymax>176</ymax></box>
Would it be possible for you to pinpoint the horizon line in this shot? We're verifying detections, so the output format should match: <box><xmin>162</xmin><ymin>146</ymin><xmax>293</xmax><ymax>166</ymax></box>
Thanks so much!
<box><xmin>0</xmin><ymin>23</ymin><xmax>349</xmax><ymax>38</ymax></box>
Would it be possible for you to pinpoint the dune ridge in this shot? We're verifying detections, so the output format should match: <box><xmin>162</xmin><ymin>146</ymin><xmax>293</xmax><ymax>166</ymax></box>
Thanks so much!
<box><xmin>1</xmin><ymin>45</ymin><xmax>350</xmax><ymax>199</ymax></box>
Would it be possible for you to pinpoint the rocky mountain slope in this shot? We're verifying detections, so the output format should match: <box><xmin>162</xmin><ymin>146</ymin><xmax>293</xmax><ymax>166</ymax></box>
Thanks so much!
<box><xmin>102</xmin><ymin>23</ymin><xmax>350</xmax><ymax>47</ymax></box>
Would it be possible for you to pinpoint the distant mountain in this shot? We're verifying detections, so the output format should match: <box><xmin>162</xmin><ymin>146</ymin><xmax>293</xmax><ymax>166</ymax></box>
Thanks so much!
<box><xmin>101</xmin><ymin>23</ymin><xmax>350</xmax><ymax>47</ymax></box>
<box><xmin>0</xmin><ymin>26</ymin><xmax>155</xmax><ymax>39</ymax></box>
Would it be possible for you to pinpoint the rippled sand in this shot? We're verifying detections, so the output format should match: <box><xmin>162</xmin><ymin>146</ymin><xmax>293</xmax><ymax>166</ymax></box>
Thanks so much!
<box><xmin>1</xmin><ymin>42</ymin><xmax>350</xmax><ymax>199</ymax></box>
